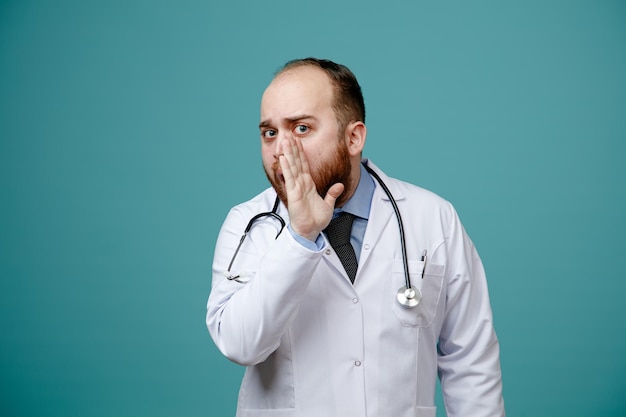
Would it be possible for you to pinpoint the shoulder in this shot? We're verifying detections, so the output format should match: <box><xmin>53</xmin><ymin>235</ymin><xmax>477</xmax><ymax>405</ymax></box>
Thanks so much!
<box><xmin>388</xmin><ymin>177</ymin><xmax>458</xmax><ymax>221</ymax></box>
<box><xmin>365</xmin><ymin>160</ymin><xmax>453</xmax><ymax>209</ymax></box>
<box><xmin>388</xmin><ymin>177</ymin><xmax>449</xmax><ymax>206</ymax></box>
<box><xmin>364</xmin><ymin>160</ymin><xmax>458</xmax><ymax>225</ymax></box>
<box><xmin>227</xmin><ymin>187</ymin><xmax>282</xmax><ymax>219</ymax></box>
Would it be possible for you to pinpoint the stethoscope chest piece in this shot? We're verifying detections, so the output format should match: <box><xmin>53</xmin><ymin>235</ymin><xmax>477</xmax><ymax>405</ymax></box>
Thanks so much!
<box><xmin>397</xmin><ymin>286</ymin><xmax>422</xmax><ymax>308</ymax></box>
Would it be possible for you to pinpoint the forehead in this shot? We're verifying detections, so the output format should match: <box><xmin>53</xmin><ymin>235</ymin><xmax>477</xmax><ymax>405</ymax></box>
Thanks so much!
<box><xmin>261</xmin><ymin>66</ymin><xmax>335</xmax><ymax>118</ymax></box>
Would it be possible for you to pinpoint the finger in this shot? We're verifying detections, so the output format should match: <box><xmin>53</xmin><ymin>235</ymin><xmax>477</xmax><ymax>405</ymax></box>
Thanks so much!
<box><xmin>278</xmin><ymin>153</ymin><xmax>294</xmax><ymax>189</ymax></box>
<box><xmin>279</xmin><ymin>145</ymin><xmax>305</xmax><ymax>197</ymax></box>
<box><xmin>281</xmin><ymin>135</ymin><xmax>300</xmax><ymax>181</ymax></box>
<box><xmin>287</xmin><ymin>135</ymin><xmax>304</xmax><ymax>178</ymax></box>
<box><xmin>283</xmin><ymin>136</ymin><xmax>315</xmax><ymax>197</ymax></box>
<box><xmin>294</xmin><ymin>136</ymin><xmax>310</xmax><ymax>176</ymax></box>
<box><xmin>324</xmin><ymin>183</ymin><xmax>345</xmax><ymax>206</ymax></box>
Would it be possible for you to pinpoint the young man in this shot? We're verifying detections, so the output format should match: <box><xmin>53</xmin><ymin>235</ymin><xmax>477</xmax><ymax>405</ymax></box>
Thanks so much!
<box><xmin>207</xmin><ymin>58</ymin><xmax>505</xmax><ymax>417</ymax></box>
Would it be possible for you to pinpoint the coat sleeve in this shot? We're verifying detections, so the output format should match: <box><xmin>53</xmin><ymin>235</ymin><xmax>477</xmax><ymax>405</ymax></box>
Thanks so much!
<box><xmin>206</xmin><ymin>205</ymin><xmax>324</xmax><ymax>366</ymax></box>
<box><xmin>437</xmin><ymin>203</ymin><xmax>506</xmax><ymax>416</ymax></box>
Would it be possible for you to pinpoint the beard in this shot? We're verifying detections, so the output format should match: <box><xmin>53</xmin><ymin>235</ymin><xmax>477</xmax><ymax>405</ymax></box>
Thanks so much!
<box><xmin>264</xmin><ymin>138</ymin><xmax>352</xmax><ymax>208</ymax></box>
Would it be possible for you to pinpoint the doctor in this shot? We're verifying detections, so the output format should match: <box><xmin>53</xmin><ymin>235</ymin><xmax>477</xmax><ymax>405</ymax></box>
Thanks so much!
<box><xmin>207</xmin><ymin>58</ymin><xmax>505</xmax><ymax>417</ymax></box>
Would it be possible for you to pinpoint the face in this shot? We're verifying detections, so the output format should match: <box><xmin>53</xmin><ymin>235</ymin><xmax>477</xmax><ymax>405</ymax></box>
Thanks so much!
<box><xmin>259</xmin><ymin>66</ymin><xmax>353</xmax><ymax>207</ymax></box>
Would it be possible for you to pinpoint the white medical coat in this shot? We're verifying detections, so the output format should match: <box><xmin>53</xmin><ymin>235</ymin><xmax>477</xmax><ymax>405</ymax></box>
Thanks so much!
<box><xmin>207</xmin><ymin>160</ymin><xmax>504</xmax><ymax>417</ymax></box>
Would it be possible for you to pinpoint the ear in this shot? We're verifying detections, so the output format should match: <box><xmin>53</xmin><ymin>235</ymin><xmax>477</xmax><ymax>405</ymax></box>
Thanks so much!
<box><xmin>344</xmin><ymin>121</ymin><xmax>367</xmax><ymax>156</ymax></box>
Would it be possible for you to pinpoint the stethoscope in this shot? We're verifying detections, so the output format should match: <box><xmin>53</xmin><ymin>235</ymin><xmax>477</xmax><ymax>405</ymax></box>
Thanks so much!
<box><xmin>224</xmin><ymin>196</ymin><xmax>285</xmax><ymax>284</ymax></box>
<box><xmin>224</xmin><ymin>163</ymin><xmax>424</xmax><ymax>309</ymax></box>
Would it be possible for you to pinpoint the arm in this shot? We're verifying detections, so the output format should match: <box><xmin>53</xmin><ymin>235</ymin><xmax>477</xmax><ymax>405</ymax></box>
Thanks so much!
<box><xmin>207</xmin><ymin>135</ymin><xmax>343</xmax><ymax>365</ymax></box>
<box><xmin>206</xmin><ymin>206</ymin><xmax>323</xmax><ymax>365</ymax></box>
<box><xmin>437</xmin><ymin>204</ymin><xmax>505</xmax><ymax>416</ymax></box>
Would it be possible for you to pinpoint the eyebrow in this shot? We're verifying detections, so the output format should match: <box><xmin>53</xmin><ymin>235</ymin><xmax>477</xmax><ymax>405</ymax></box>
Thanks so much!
<box><xmin>259</xmin><ymin>114</ymin><xmax>317</xmax><ymax>129</ymax></box>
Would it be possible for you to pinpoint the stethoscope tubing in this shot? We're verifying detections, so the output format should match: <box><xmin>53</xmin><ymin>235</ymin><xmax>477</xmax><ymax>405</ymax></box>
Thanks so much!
<box><xmin>226</xmin><ymin>196</ymin><xmax>285</xmax><ymax>279</ymax></box>
<box><xmin>362</xmin><ymin>164</ymin><xmax>413</xmax><ymax>291</ymax></box>
<box><xmin>224</xmin><ymin>162</ymin><xmax>418</xmax><ymax>307</ymax></box>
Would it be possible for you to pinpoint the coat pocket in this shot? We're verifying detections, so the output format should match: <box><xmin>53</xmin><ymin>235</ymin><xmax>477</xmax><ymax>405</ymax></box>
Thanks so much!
<box><xmin>391</xmin><ymin>259</ymin><xmax>445</xmax><ymax>327</ymax></box>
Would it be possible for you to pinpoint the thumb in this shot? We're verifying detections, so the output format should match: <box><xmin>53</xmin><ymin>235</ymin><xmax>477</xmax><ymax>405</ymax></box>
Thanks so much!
<box><xmin>324</xmin><ymin>183</ymin><xmax>345</xmax><ymax>206</ymax></box>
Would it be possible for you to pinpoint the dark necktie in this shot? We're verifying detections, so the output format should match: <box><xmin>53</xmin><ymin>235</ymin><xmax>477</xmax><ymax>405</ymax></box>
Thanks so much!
<box><xmin>324</xmin><ymin>212</ymin><xmax>358</xmax><ymax>283</ymax></box>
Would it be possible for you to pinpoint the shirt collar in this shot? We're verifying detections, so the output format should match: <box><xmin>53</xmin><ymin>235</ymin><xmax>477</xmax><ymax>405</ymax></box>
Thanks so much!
<box><xmin>334</xmin><ymin>163</ymin><xmax>375</xmax><ymax>220</ymax></box>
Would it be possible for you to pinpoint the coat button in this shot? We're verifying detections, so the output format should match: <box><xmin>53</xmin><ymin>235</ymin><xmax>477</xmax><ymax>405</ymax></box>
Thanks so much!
<box><xmin>352</xmin><ymin>298</ymin><xmax>359</xmax><ymax>304</ymax></box>
<box><xmin>355</xmin><ymin>360</ymin><xmax>362</xmax><ymax>367</ymax></box>
<box><xmin>325</xmin><ymin>249</ymin><xmax>331</xmax><ymax>255</ymax></box>
<box><xmin>364</xmin><ymin>244</ymin><xmax>370</xmax><ymax>250</ymax></box>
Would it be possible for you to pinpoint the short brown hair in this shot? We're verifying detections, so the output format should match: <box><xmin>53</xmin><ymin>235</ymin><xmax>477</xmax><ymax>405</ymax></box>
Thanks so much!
<box><xmin>278</xmin><ymin>58</ymin><xmax>366</xmax><ymax>129</ymax></box>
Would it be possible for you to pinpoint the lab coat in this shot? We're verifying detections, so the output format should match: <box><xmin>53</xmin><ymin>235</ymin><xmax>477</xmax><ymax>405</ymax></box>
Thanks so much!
<box><xmin>207</xmin><ymin>160</ymin><xmax>504</xmax><ymax>417</ymax></box>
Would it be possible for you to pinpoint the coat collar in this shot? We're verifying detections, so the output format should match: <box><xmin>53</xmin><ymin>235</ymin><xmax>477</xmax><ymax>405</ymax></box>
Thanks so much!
<box><xmin>361</xmin><ymin>158</ymin><xmax>406</xmax><ymax>203</ymax></box>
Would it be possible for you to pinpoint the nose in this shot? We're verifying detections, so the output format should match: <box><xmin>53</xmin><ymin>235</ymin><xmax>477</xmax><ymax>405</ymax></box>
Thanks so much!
<box><xmin>272</xmin><ymin>130</ymin><xmax>293</xmax><ymax>160</ymax></box>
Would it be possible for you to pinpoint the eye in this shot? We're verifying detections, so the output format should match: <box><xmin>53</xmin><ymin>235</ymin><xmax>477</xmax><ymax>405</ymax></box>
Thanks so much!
<box><xmin>294</xmin><ymin>125</ymin><xmax>309</xmax><ymax>134</ymax></box>
<box><xmin>262</xmin><ymin>129</ymin><xmax>277</xmax><ymax>139</ymax></box>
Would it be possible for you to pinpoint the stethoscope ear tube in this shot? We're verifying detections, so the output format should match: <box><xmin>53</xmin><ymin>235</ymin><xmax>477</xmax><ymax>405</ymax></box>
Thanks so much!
<box><xmin>363</xmin><ymin>163</ymin><xmax>421</xmax><ymax>308</ymax></box>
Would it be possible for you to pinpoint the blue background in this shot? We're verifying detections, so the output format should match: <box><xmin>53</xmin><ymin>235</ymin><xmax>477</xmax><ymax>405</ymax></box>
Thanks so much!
<box><xmin>1</xmin><ymin>1</ymin><xmax>625</xmax><ymax>416</ymax></box>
